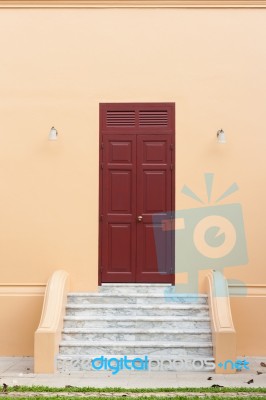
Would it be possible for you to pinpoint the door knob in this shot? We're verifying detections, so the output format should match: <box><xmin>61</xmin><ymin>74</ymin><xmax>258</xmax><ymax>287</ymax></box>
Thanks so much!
<box><xmin>137</xmin><ymin>215</ymin><xmax>143</xmax><ymax>222</ymax></box>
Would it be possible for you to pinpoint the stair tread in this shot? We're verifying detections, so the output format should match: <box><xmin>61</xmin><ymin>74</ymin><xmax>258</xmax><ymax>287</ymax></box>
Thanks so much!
<box><xmin>64</xmin><ymin>315</ymin><xmax>210</xmax><ymax>321</ymax></box>
<box><xmin>57</xmin><ymin>354</ymin><xmax>215</xmax><ymax>360</ymax></box>
<box><xmin>68</xmin><ymin>292</ymin><xmax>207</xmax><ymax>297</ymax></box>
<box><xmin>66</xmin><ymin>303</ymin><xmax>208</xmax><ymax>309</ymax></box>
<box><xmin>60</xmin><ymin>340</ymin><xmax>213</xmax><ymax>347</ymax></box>
<box><xmin>62</xmin><ymin>327</ymin><xmax>211</xmax><ymax>333</ymax></box>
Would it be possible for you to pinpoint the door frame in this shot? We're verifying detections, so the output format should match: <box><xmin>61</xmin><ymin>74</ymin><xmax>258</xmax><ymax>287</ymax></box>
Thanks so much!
<box><xmin>98</xmin><ymin>102</ymin><xmax>175</xmax><ymax>285</ymax></box>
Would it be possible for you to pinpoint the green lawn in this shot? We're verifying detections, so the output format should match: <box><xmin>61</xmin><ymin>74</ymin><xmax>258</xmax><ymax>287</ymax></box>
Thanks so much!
<box><xmin>1</xmin><ymin>386</ymin><xmax>266</xmax><ymax>400</ymax></box>
<box><xmin>5</xmin><ymin>385</ymin><xmax>266</xmax><ymax>393</ymax></box>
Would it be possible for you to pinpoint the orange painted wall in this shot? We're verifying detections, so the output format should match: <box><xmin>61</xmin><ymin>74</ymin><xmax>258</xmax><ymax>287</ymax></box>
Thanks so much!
<box><xmin>0</xmin><ymin>292</ymin><xmax>44</xmax><ymax>355</ymax></box>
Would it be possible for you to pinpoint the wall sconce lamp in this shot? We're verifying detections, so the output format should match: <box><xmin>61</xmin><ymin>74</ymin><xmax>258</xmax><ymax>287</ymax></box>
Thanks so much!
<box><xmin>48</xmin><ymin>126</ymin><xmax>58</xmax><ymax>141</ymax></box>
<box><xmin>217</xmin><ymin>129</ymin><xmax>226</xmax><ymax>144</ymax></box>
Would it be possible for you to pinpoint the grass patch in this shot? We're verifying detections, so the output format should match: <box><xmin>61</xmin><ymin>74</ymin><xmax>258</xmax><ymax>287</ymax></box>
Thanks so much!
<box><xmin>1</xmin><ymin>397</ymin><xmax>266</xmax><ymax>400</ymax></box>
<box><xmin>6</xmin><ymin>386</ymin><xmax>266</xmax><ymax>393</ymax></box>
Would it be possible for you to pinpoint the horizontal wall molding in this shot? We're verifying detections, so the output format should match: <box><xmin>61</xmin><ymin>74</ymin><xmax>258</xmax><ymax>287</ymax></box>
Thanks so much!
<box><xmin>0</xmin><ymin>284</ymin><xmax>45</xmax><ymax>296</ymax></box>
<box><xmin>1</xmin><ymin>1</ymin><xmax>266</xmax><ymax>9</ymax></box>
<box><xmin>228</xmin><ymin>283</ymin><xmax>266</xmax><ymax>297</ymax></box>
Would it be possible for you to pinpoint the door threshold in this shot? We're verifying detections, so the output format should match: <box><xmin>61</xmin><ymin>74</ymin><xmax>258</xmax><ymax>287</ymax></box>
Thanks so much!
<box><xmin>101</xmin><ymin>283</ymin><xmax>172</xmax><ymax>286</ymax></box>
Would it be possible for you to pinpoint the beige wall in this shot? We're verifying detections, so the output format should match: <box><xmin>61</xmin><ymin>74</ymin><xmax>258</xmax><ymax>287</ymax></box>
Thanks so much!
<box><xmin>230</xmin><ymin>294</ymin><xmax>266</xmax><ymax>356</ymax></box>
<box><xmin>0</xmin><ymin>7</ymin><xmax>266</xmax><ymax>355</ymax></box>
<box><xmin>0</xmin><ymin>286</ymin><xmax>44</xmax><ymax>355</ymax></box>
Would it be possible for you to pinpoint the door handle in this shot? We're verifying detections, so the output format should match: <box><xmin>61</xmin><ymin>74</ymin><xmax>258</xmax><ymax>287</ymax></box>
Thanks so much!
<box><xmin>137</xmin><ymin>215</ymin><xmax>143</xmax><ymax>222</ymax></box>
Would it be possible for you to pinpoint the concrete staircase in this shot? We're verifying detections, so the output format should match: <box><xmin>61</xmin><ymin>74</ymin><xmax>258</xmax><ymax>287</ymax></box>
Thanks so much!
<box><xmin>57</xmin><ymin>284</ymin><xmax>215</xmax><ymax>372</ymax></box>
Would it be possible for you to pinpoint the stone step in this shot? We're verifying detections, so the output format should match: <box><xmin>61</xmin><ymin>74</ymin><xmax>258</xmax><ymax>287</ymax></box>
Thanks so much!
<box><xmin>65</xmin><ymin>303</ymin><xmax>209</xmax><ymax>317</ymax></box>
<box><xmin>99</xmin><ymin>284</ymin><xmax>172</xmax><ymax>295</ymax></box>
<box><xmin>63</xmin><ymin>315</ymin><xmax>211</xmax><ymax>329</ymax></box>
<box><xmin>59</xmin><ymin>340</ymin><xmax>213</xmax><ymax>356</ymax></box>
<box><xmin>62</xmin><ymin>327</ymin><xmax>212</xmax><ymax>342</ymax></box>
<box><xmin>60</xmin><ymin>285</ymin><xmax>213</xmax><ymax>371</ymax></box>
<box><xmin>67</xmin><ymin>293</ymin><xmax>208</xmax><ymax>305</ymax></box>
<box><xmin>56</xmin><ymin>354</ymin><xmax>216</xmax><ymax>372</ymax></box>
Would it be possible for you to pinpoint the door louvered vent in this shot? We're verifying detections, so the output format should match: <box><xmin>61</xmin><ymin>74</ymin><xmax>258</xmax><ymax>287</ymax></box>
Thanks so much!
<box><xmin>106</xmin><ymin>110</ymin><xmax>136</xmax><ymax>127</ymax></box>
<box><xmin>101</xmin><ymin>103</ymin><xmax>174</xmax><ymax>133</ymax></box>
<box><xmin>139</xmin><ymin>110</ymin><xmax>168</xmax><ymax>127</ymax></box>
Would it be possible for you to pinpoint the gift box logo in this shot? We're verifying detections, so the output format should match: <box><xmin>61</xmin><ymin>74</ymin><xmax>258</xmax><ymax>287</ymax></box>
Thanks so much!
<box><xmin>153</xmin><ymin>173</ymin><xmax>248</xmax><ymax>294</ymax></box>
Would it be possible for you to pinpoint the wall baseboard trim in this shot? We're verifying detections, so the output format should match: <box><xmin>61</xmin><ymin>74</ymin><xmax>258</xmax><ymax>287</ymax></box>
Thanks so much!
<box><xmin>0</xmin><ymin>285</ymin><xmax>45</xmax><ymax>296</ymax></box>
<box><xmin>1</xmin><ymin>1</ymin><xmax>266</xmax><ymax>9</ymax></box>
<box><xmin>228</xmin><ymin>283</ymin><xmax>266</xmax><ymax>297</ymax></box>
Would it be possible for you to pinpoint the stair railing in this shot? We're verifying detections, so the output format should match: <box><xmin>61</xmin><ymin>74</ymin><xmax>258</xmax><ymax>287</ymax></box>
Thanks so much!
<box><xmin>205</xmin><ymin>270</ymin><xmax>237</xmax><ymax>374</ymax></box>
<box><xmin>34</xmin><ymin>269</ymin><xmax>70</xmax><ymax>373</ymax></box>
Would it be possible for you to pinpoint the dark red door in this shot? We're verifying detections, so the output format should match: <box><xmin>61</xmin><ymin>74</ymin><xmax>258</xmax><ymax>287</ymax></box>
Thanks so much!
<box><xmin>99</xmin><ymin>103</ymin><xmax>175</xmax><ymax>283</ymax></box>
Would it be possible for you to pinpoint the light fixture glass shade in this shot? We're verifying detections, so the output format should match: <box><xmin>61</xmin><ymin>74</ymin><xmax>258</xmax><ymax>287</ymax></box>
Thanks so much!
<box><xmin>217</xmin><ymin>129</ymin><xmax>226</xmax><ymax>144</ymax></box>
<box><xmin>48</xmin><ymin>126</ymin><xmax>58</xmax><ymax>141</ymax></box>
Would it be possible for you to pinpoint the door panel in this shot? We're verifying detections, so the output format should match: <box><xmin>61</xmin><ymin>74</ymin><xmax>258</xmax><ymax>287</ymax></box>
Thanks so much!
<box><xmin>136</xmin><ymin>135</ymin><xmax>173</xmax><ymax>282</ymax></box>
<box><xmin>108</xmin><ymin>224</ymin><xmax>132</xmax><ymax>272</ymax></box>
<box><xmin>101</xmin><ymin>135</ymin><xmax>136</xmax><ymax>282</ymax></box>
<box><xmin>143</xmin><ymin>171</ymin><xmax>167</xmax><ymax>212</ymax></box>
<box><xmin>109</xmin><ymin>171</ymin><xmax>132</xmax><ymax>212</ymax></box>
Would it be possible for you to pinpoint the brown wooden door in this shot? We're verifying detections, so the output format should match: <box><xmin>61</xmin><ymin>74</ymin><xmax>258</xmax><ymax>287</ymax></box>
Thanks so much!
<box><xmin>99</xmin><ymin>103</ymin><xmax>175</xmax><ymax>283</ymax></box>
